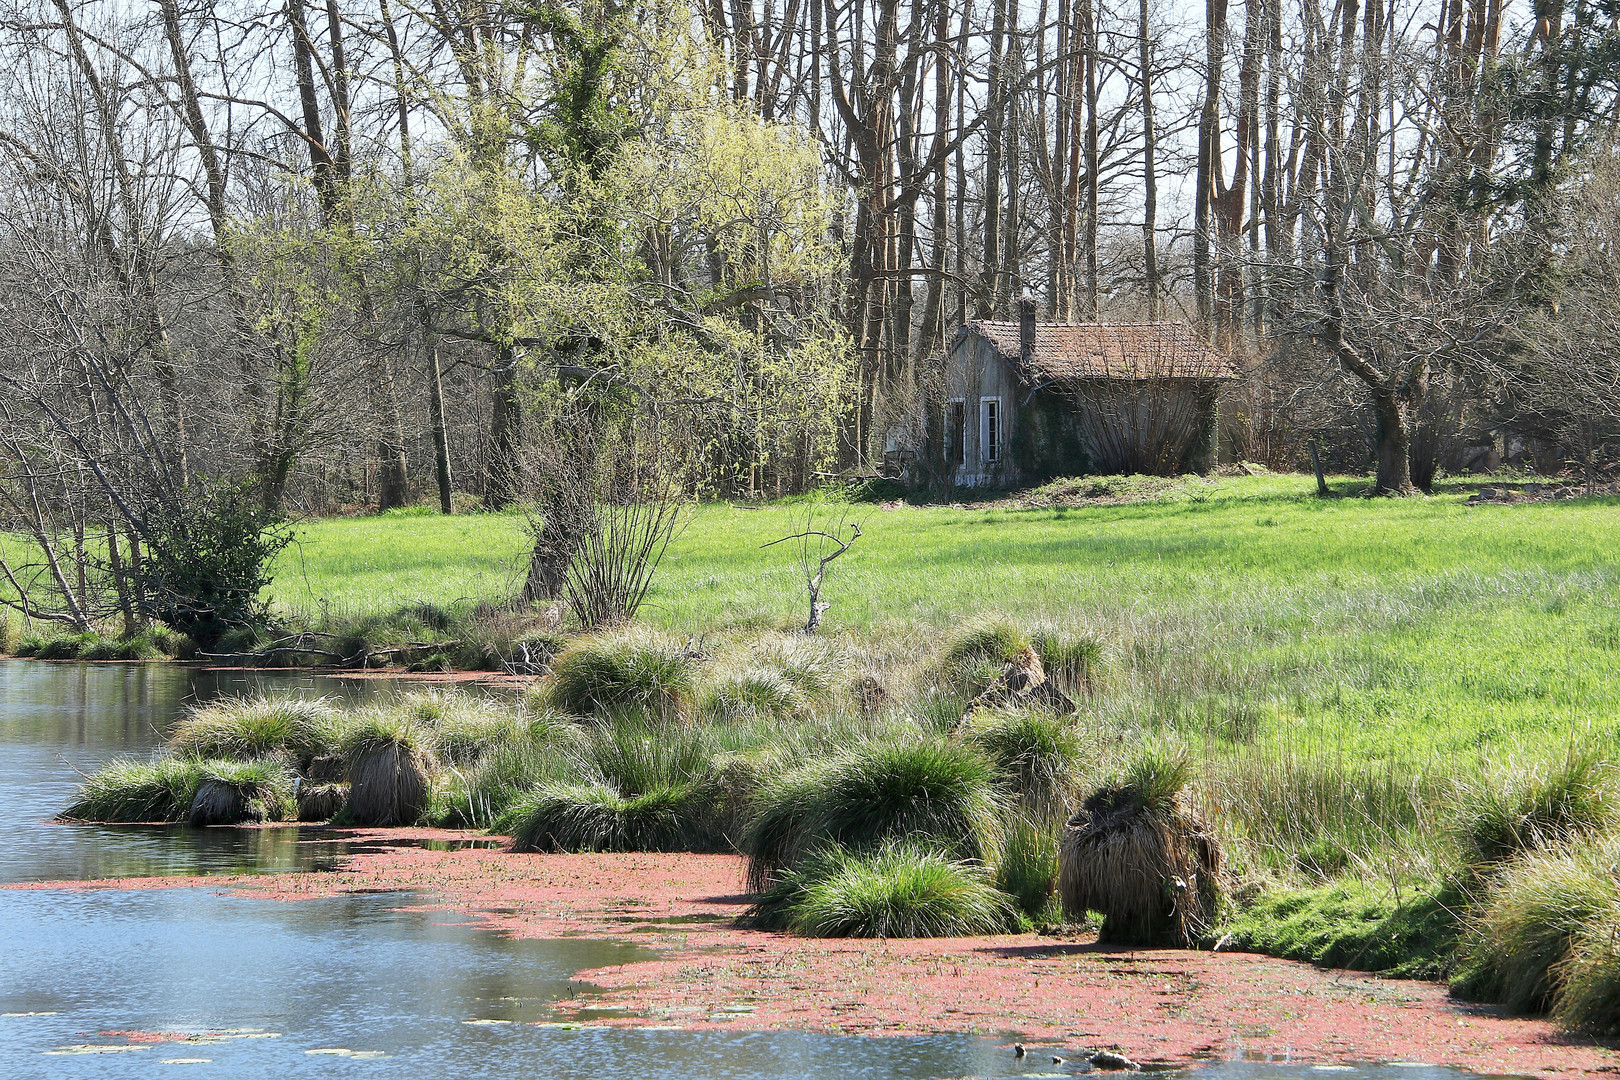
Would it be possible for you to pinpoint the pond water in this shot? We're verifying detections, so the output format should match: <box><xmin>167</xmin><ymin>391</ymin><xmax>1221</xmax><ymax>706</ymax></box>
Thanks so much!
<box><xmin>0</xmin><ymin>660</ymin><xmax>1521</xmax><ymax>1079</ymax></box>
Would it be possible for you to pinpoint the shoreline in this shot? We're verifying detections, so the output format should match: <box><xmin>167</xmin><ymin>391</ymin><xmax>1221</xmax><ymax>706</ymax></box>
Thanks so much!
<box><xmin>10</xmin><ymin>827</ymin><xmax>1617</xmax><ymax>1077</ymax></box>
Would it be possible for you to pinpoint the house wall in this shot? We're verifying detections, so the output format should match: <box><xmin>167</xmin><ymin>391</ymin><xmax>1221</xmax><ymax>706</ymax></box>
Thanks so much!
<box><xmin>944</xmin><ymin>332</ymin><xmax>1022</xmax><ymax>487</ymax></box>
<box><xmin>939</xmin><ymin>328</ymin><xmax>1223</xmax><ymax>489</ymax></box>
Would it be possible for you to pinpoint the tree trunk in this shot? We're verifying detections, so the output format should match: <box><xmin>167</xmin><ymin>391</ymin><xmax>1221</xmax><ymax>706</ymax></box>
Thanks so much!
<box><xmin>484</xmin><ymin>345</ymin><xmax>523</xmax><ymax>511</ymax></box>
<box><xmin>1371</xmin><ymin>390</ymin><xmax>1414</xmax><ymax>495</ymax></box>
<box><xmin>427</xmin><ymin>338</ymin><xmax>454</xmax><ymax>514</ymax></box>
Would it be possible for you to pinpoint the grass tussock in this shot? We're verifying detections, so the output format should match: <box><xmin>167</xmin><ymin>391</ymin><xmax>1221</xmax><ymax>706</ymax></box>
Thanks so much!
<box><xmin>502</xmin><ymin>780</ymin><xmax>708</xmax><ymax>852</ymax></box>
<box><xmin>1030</xmin><ymin>628</ymin><xmax>1104</xmax><ymax>697</ymax></box>
<box><xmin>748</xmin><ymin>843</ymin><xmax>1015</xmax><ymax>937</ymax></box>
<box><xmin>1452</xmin><ymin>839</ymin><xmax>1620</xmax><ymax>1012</ymax></box>
<box><xmin>1060</xmin><ymin>743</ymin><xmax>1223</xmax><ymax>946</ymax></box>
<box><xmin>545</xmin><ymin>629</ymin><xmax>694</xmax><ymax>719</ymax></box>
<box><xmin>168</xmin><ymin>696</ymin><xmax>338</xmax><ymax>761</ymax></box>
<box><xmin>60</xmin><ymin>757</ymin><xmax>210</xmax><ymax>823</ymax></box>
<box><xmin>1554</xmin><ymin>904</ymin><xmax>1620</xmax><ymax>1034</ymax></box>
<box><xmin>997</xmin><ymin>814</ymin><xmax>1061</xmax><ymax>923</ymax></box>
<box><xmin>938</xmin><ymin>618</ymin><xmax>1032</xmax><ymax>694</ymax></box>
<box><xmin>1455</xmin><ymin>748</ymin><xmax>1615</xmax><ymax>869</ymax></box>
<box><xmin>340</xmin><ymin>715</ymin><xmax>435</xmax><ymax>826</ymax></box>
<box><xmin>188</xmin><ymin>759</ymin><xmax>296</xmax><ymax>826</ymax></box>
<box><xmin>742</xmin><ymin>736</ymin><xmax>1003</xmax><ymax>891</ymax></box>
<box><xmin>960</xmin><ymin>707</ymin><xmax>1086</xmax><ymax>821</ymax></box>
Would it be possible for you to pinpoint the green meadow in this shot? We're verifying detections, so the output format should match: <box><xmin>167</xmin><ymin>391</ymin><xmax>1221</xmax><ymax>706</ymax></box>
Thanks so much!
<box><xmin>272</xmin><ymin>474</ymin><xmax>1620</xmax><ymax>765</ymax></box>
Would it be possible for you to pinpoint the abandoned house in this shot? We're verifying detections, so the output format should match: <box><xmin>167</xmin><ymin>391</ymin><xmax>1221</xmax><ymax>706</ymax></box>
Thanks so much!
<box><xmin>933</xmin><ymin>300</ymin><xmax>1240</xmax><ymax>488</ymax></box>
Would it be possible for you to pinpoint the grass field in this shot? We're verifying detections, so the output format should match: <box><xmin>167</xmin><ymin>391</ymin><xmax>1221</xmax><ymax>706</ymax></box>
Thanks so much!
<box><xmin>45</xmin><ymin>472</ymin><xmax>1620</xmax><ymax>1002</ymax></box>
<box><xmin>271</xmin><ymin>474</ymin><xmax>1620</xmax><ymax>767</ymax></box>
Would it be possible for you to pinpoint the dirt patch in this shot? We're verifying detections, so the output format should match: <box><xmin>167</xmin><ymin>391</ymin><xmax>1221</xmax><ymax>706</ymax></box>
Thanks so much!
<box><xmin>12</xmin><ymin>832</ymin><xmax>1618</xmax><ymax>1075</ymax></box>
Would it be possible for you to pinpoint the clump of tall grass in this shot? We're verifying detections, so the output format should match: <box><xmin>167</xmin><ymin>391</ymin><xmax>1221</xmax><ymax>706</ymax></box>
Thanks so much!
<box><xmin>997</xmin><ymin>814</ymin><xmax>1061</xmax><ymax>922</ymax></box>
<box><xmin>168</xmin><ymin>696</ymin><xmax>339</xmax><ymax>762</ymax></box>
<box><xmin>545</xmin><ymin>629</ymin><xmax>694</xmax><ymax>719</ymax></box>
<box><xmin>1207</xmin><ymin>750</ymin><xmax>1444</xmax><ymax>879</ymax></box>
<box><xmin>1454</xmin><ymin>749</ymin><xmax>1615</xmax><ymax>869</ymax></box>
<box><xmin>1452</xmin><ymin>838</ymin><xmax>1620</xmax><ymax>1013</ymax></box>
<box><xmin>188</xmin><ymin>759</ymin><xmax>296</xmax><ymax>826</ymax></box>
<box><xmin>1554</xmin><ymin>904</ymin><xmax>1620</xmax><ymax>1034</ymax></box>
<box><xmin>742</xmin><ymin>736</ymin><xmax>1003</xmax><ymax>890</ymax></box>
<box><xmin>339</xmin><ymin>714</ymin><xmax>435</xmax><ymax>826</ymax></box>
<box><xmin>1059</xmin><ymin>742</ymin><xmax>1224</xmax><ymax>946</ymax></box>
<box><xmin>502</xmin><ymin>781</ymin><xmax>710</xmax><ymax>852</ymax></box>
<box><xmin>748</xmin><ymin>843</ymin><xmax>1014</xmax><ymax>937</ymax></box>
<box><xmin>391</xmin><ymin>688</ymin><xmax>523</xmax><ymax>765</ymax></box>
<box><xmin>699</xmin><ymin>666</ymin><xmax>808</xmax><ymax>722</ymax></box>
<box><xmin>60</xmin><ymin>757</ymin><xmax>210</xmax><ymax>823</ymax></box>
<box><xmin>1030</xmin><ymin>627</ymin><xmax>1103</xmax><ymax>697</ymax></box>
<box><xmin>428</xmin><ymin>723</ymin><xmax>581</xmax><ymax>828</ymax></box>
<box><xmin>937</xmin><ymin>618</ymin><xmax>1031</xmax><ymax>694</ymax></box>
<box><xmin>960</xmin><ymin>707</ymin><xmax>1085</xmax><ymax>821</ymax></box>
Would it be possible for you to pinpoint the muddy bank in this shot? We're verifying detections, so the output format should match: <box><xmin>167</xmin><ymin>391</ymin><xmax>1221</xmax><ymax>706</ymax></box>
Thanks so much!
<box><xmin>12</xmin><ymin>829</ymin><xmax>1616</xmax><ymax>1077</ymax></box>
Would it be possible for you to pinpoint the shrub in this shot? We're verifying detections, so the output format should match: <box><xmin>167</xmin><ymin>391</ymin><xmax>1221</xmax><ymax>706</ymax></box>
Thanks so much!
<box><xmin>961</xmin><ymin>708</ymin><xmax>1085</xmax><ymax>821</ymax></box>
<box><xmin>1059</xmin><ymin>743</ymin><xmax>1224</xmax><ymax>946</ymax></box>
<box><xmin>748</xmin><ymin>844</ymin><xmax>1014</xmax><ymax>937</ymax></box>
<box><xmin>546</xmin><ymin>630</ymin><xmax>694</xmax><ymax>719</ymax></box>
<box><xmin>742</xmin><ymin>736</ymin><xmax>1003</xmax><ymax>890</ymax></box>
<box><xmin>938</xmin><ymin>618</ymin><xmax>1031</xmax><ymax>694</ymax></box>
<box><xmin>1452</xmin><ymin>840</ymin><xmax>1620</xmax><ymax>1012</ymax></box>
<box><xmin>502</xmin><ymin>781</ymin><xmax>708</xmax><ymax>852</ymax></box>
<box><xmin>169</xmin><ymin>696</ymin><xmax>338</xmax><ymax>761</ymax></box>
<box><xmin>1454</xmin><ymin>749</ymin><xmax>1615</xmax><ymax>868</ymax></box>
<box><xmin>60</xmin><ymin>757</ymin><xmax>210</xmax><ymax>822</ymax></box>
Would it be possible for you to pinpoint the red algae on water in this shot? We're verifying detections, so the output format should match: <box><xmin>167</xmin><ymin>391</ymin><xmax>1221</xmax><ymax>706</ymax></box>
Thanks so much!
<box><xmin>12</xmin><ymin>831</ymin><xmax>1619</xmax><ymax>1077</ymax></box>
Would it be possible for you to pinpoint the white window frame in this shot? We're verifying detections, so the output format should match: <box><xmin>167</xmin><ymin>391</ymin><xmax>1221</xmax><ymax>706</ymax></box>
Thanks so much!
<box><xmin>980</xmin><ymin>396</ymin><xmax>1002</xmax><ymax>464</ymax></box>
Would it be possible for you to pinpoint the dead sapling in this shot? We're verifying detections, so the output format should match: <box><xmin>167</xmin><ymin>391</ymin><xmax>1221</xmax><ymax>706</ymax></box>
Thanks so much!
<box><xmin>762</xmin><ymin>515</ymin><xmax>863</xmax><ymax>634</ymax></box>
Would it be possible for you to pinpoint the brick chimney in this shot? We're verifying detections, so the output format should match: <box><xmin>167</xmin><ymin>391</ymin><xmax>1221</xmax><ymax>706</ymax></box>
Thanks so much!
<box><xmin>1019</xmin><ymin>291</ymin><xmax>1037</xmax><ymax>363</ymax></box>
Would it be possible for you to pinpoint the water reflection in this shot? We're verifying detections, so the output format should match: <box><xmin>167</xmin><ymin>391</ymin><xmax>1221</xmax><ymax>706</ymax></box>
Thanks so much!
<box><xmin>0</xmin><ymin>660</ymin><xmax>508</xmax><ymax>884</ymax></box>
<box><xmin>0</xmin><ymin>662</ymin><xmax>1533</xmax><ymax>1079</ymax></box>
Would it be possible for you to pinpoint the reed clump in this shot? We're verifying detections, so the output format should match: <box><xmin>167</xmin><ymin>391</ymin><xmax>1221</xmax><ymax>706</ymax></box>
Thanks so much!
<box><xmin>168</xmin><ymin>696</ymin><xmax>339</xmax><ymax>762</ymax></box>
<box><xmin>544</xmin><ymin>629</ymin><xmax>695</xmax><ymax>720</ymax></box>
<box><xmin>340</xmin><ymin>714</ymin><xmax>434</xmax><ymax>826</ymax></box>
<box><xmin>747</xmin><ymin>843</ymin><xmax>1015</xmax><ymax>937</ymax></box>
<box><xmin>1059</xmin><ymin>743</ymin><xmax>1224</xmax><ymax>946</ymax></box>
<box><xmin>742</xmin><ymin>736</ymin><xmax>1003</xmax><ymax>891</ymax></box>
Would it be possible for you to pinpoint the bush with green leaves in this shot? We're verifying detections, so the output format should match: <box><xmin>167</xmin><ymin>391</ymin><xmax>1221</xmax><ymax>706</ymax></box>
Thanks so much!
<box><xmin>138</xmin><ymin>480</ymin><xmax>292</xmax><ymax>648</ymax></box>
<box><xmin>748</xmin><ymin>843</ymin><xmax>1015</xmax><ymax>937</ymax></box>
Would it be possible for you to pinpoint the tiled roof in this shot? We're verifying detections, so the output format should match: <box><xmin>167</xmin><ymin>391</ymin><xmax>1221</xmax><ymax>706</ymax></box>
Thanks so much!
<box><xmin>965</xmin><ymin>320</ymin><xmax>1240</xmax><ymax>382</ymax></box>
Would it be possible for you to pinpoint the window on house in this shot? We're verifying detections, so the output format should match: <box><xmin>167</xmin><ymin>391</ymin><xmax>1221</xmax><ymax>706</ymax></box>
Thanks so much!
<box><xmin>948</xmin><ymin>400</ymin><xmax>965</xmax><ymax>466</ymax></box>
<box><xmin>980</xmin><ymin>397</ymin><xmax>1001</xmax><ymax>463</ymax></box>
